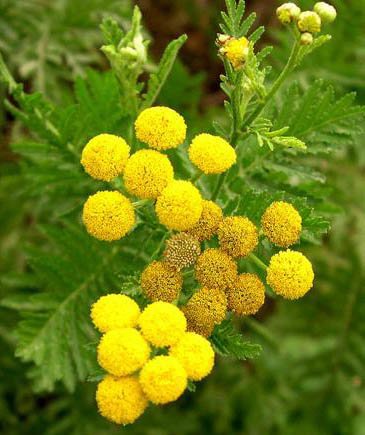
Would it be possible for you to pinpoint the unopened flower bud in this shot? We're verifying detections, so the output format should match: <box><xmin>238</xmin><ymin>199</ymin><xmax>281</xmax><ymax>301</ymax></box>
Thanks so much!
<box><xmin>300</xmin><ymin>32</ymin><xmax>314</xmax><ymax>45</ymax></box>
<box><xmin>298</xmin><ymin>11</ymin><xmax>322</xmax><ymax>33</ymax></box>
<box><xmin>314</xmin><ymin>2</ymin><xmax>337</xmax><ymax>24</ymax></box>
<box><xmin>276</xmin><ymin>3</ymin><xmax>301</xmax><ymax>24</ymax></box>
<box><xmin>216</xmin><ymin>33</ymin><xmax>232</xmax><ymax>46</ymax></box>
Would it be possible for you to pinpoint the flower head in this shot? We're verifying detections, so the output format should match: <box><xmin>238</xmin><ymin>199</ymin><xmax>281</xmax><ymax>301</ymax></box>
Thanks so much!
<box><xmin>155</xmin><ymin>180</ymin><xmax>203</xmax><ymax>231</ymax></box>
<box><xmin>314</xmin><ymin>2</ymin><xmax>337</xmax><ymax>24</ymax></box>
<box><xmin>227</xmin><ymin>273</ymin><xmax>265</xmax><ymax>316</ymax></box>
<box><xmin>170</xmin><ymin>332</ymin><xmax>214</xmax><ymax>381</ymax></box>
<box><xmin>163</xmin><ymin>233</ymin><xmax>201</xmax><ymax>270</ymax></box>
<box><xmin>218</xmin><ymin>216</ymin><xmax>258</xmax><ymax>258</ymax></box>
<box><xmin>82</xmin><ymin>191</ymin><xmax>135</xmax><ymax>241</ymax></box>
<box><xmin>81</xmin><ymin>134</ymin><xmax>130</xmax><ymax>181</ymax></box>
<box><xmin>135</xmin><ymin>106</ymin><xmax>187</xmax><ymax>150</ymax></box>
<box><xmin>261</xmin><ymin>201</ymin><xmax>302</xmax><ymax>248</ymax></box>
<box><xmin>96</xmin><ymin>375</ymin><xmax>148</xmax><ymax>425</ymax></box>
<box><xmin>188</xmin><ymin>133</ymin><xmax>236</xmax><ymax>174</ymax></box>
<box><xmin>298</xmin><ymin>11</ymin><xmax>321</xmax><ymax>33</ymax></box>
<box><xmin>220</xmin><ymin>37</ymin><xmax>249</xmax><ymax>69</ymax></box>
<box><xmin>187</xmin><ymin>200</ymin><xmax>223</xmax><ymax>241</ymax></box>
<box><xmin>141</xmin><ymin>261</ymin><xmax>183</xmax><ymax>303</ymax></box>
<box><xmin>276</xmin><ymin>3</ymin><xmax>301</xmax><ymax>24</ymax></box>
<box><xmin>301</xmin><ymin>32</ymin><xmax>314</xmax><ymax>45</ymax></box>
<box><xmin>97</xmin><ymin>328</ymin><xmax>150</xmax><ymax>377</ymax></box>
<box><xmin>138</xmin><ymin>301</ymin><xmax>187</xmax><ymax>347</ymax></box>
<box><xmin>91</xmin><ymin>294</ymin><xmax>140</xmax><ymax>333</ymax></box>
<box><xmin>123</xmin><ymin>149</ymin><xmax>174</xmax><ymax>199</ymax></box>
<box><xmin>195</xmin><ymin>248</ymin><xmax>237</xmax><ymax>290</ymax></box>
<box><xmin>139</xmin><ymin>355</ymin><xmax>187</xmax><ymax>405</ymax></box>
<box><xmin>266</xmin><ymin>250</ymin><xmax>314</xmax><ymax>299</ymax></box>
<box><xmin>183</xmin><ymin>287</ymin><xmax>227</xmax><ymax>337</ymax></box>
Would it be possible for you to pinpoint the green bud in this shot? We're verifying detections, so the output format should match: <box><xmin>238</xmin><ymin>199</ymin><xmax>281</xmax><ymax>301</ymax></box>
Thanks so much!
<box><xmin>298</xmin><ymin>11</ymin><xmax>322</xmax><ymax>33</ymax></box>
<box><xmin>314</xmin><ymin>2</ymin><xmax>337</xmax><ymax>24</ymax></box>
<box><xmin>276</xmin><ymin>3</ymin><xmax>301</xmax><ymax>24</ymax></box>
<box><xmin>300</xmin><ymin>32</ymin><xmax>314</xmax><ymax>45</ymax></box>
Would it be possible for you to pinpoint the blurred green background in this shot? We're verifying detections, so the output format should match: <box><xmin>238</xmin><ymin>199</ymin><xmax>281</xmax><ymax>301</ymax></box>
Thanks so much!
<box><xmin>0</xmin><ymin>0</ymin><xmax>364</xmax><ymax>434</ymax></box>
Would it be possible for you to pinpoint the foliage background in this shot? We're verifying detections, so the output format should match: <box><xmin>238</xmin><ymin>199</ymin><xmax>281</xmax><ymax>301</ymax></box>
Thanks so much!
<box><xmin>0</xmin><ymin>0</ymin><xmax>364</xmax><ymax>434</ymax></box>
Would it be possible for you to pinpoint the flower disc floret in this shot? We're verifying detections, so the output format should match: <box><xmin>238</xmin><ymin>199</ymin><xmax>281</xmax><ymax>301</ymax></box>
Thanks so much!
<box><xmin>82</xmin><ymin>191</ymin><xmax>135</xmax><ymax>241</ymax></box>
<box><xmin>163</xmin><ymin>233</ymin><xmax>201</xmax><ymax>270</ymax></box>
<box><xmin>218</xmin><ymin>216</ymin><xmax>258</xmax><ymax>258</ymax></box>
<box><xmin>183</xmin><ymin>287</ymin><xmax>227</xmax><ymax>337</ymax></box>
<box><xmin>135</xmin><ymin>106</ymin><xmax>187</xmax><ymax>150</ymax></box>
<box><xmin>261</xmin><ymin>201</ymin><xmax>302</xmax><ymax>248</ymax></box>
<box><xmin>266</xmin><ymin>250</ymin><xmax>314</xmax><ymax>299</ymax></box>
<box><xmin>81</xmin><ymin>134</ymin><xmax>130</xmax><ymax>181</ymax></box>
<box><xmin>276</xmin><ymin>3</ymin><xmax>301</xmax><ymax>24</ymax></box>
<box><xmin>314</xmin><ymin>2</ymin><xmax>337</xmax><ymax>23</ymax></box>
<box><xmin>188</xmin><ymin>133</ymin><xmax>237</xmax><ymax>174</ymax></box>
<box><xmin>138</xmin><ymin>301</ymin><xmax>187</xmax><ymax>347</ymax></box>
<box><xmin>141</xmin><ymin>261</ymin><xmax>182</xmax><ymax>302</ymax></box>
<box><xmin>155</xmin><ymin>180</ymin><xmax>203</xmax><ymax>231</ymax></box>
<box><xmin>123</xmin><ymin>149</ymin><xmax>174</xmax><ymax>199</ymax></box>
<box><xmin>221</xmin><ymin>37</ymin><xmax>249</xmax><ymax>69</ymax></box>
<box><xmin>139</xmin><ymin>356</ymin><xmax>187</xmax><ymax>405</ymax></box>
<box><xmin>96</xmin><ymin>375</ymin><xmax>148</xmax><ymax>425</ymax></box>
<box><xmin>188</xmin><ymin>200</ymin><xmax>223</xmax><ymax>241</ymax></box>
<box><xmin>170</xmin><ymin>332</ymin><xmax>214</xmax><ymax>381</ymax></box>
<box><xmin>298</xmin><ymin>11</ymin><xmax>321</xmax><ymax>33</ymax></box>
<box><xmin>97</xmin><ymin>328</ymin><xmax>150</xmax><ymax>377</ymax></box>
<box><xmin>227</xmin><ymin>273</ymin><xmax>265</xmax><ymax>316</ymax></box>
<box><xmin>195</xmin><ymin>248</ymin><xmax>237</xmax><ymax>290</ymax></box>
<box><xmin>91</xmin><ymin>294</ymin><xmax>140</xmax><ymax>333</ymax></box>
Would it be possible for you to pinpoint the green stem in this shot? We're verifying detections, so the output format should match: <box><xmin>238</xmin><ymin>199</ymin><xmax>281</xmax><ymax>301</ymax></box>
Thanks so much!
<box><xmin>133</xmin><ymin>199</ymin><xmax>151</xmax><ymax>209</ymax></box>
<box><xmin>190</xmin><ymin>170</ymin><xmax>203</xmax><ymax>184</ymax></box>
<box><xmin>249</xmin><ymin>253</ymin><xmax>267</xmax><ymax>271</ymax></box>
<box><xmin>244</xmin><ymin>317</ymin><xmax>279</xmax><ymax>349</ymax></box>
<box><xmin>0</xmin><ymin>52</ymin><xmax>17</xmax><ymax>92</ymax></box>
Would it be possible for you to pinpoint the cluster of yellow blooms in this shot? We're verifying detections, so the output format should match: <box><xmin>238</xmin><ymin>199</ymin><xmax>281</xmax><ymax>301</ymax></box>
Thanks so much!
<box><xmin>91</xmin><ymin>294</ymin><xmax>214</xmax><ymax>425</ymax></box>
<box><xmin>276</xmin><ymin>2</ymin><xmax>337</xmax><ymax>45</ymax></box>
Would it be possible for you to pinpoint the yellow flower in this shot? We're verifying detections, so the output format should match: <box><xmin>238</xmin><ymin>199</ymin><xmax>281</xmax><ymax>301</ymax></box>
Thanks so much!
<box><xmin>183</xmin><ymin>287</ymin><xmax>227</xmax><ymax>337</ymax></box>
<box><xmin>314</xmin><ymin>2</ymin><xmax>337</xmax><ymax>24</ymax></box>
<box><xmin>163</xmin><ymin>233</ymin><xmax>201</xmax><ymax>270</ymax></box>
<box><xmin>195</xmin><ymin>248</ymin><xmax>237</xmax><ymax>290</ymax></box>
<box><xmin>139</xmin><ymin>355</ymin><xmax>187</xmax><ymax>404</ymax></box>
<box><xmin>300</xmin><ymin>32</ymin><xmax>314</xmax><ymax>45</ymax></box>
<box><xmin>123</xmin><ymin>149</ymin><xmax>174</xmax><ymax>199</ymax></box>
<box><xmin>138</xmin><ymin>301</ymin><xmax>187</xmax><ymax>347</ymax></box>
<box><xmin>135</xmin><ymin>106</ymin><xmax>187</xmax><ymax>150</ymax></box>
<box><xmin>155</xmin><ymin>180</ymin><xmax>203</xmax><ymax>231</ymax></box>
<box><xmin>187</xmin><ymin>200</ymin><xmax>223</xmax><ymax>242</ymax></box>
<box><xmin>218</xmin><ymin>216</ymin><xmax>258</xmax><ymax>258</ymax></box>
<box><xmin>276</xmin><ymin>3</ymin><xmax>301</xmax><ymax>24</ymax></box>
<box><xmin>97</xmin><ymin>328</ymin><xmax>150</xmax><ymax>377</ymax></box>
<box><xmin>81</xmin><ymin>134</ymin><xmax>130</xmax><ymax>182</ymax></box>
<box><xmin>141</xmin><ymin>261</ymin><xmax>182</xmax><ymax>303</ymax></box>
<box><xmin>96</xmin><ymin>375</ymin><xmax>148</xmax><ymax>425</ymax></box>
<box><xmin>170</xmin><ymin>332</ymin><xmax>214</xmax><ymax>381</ymax></box>
<box><xmin>90</xmin><ymin>294</ymin><xmax>140</xmax><ymax>333</ymax></box>
<box><xmin>221</xmin><ymin>37</ymin><xmax>249</xmax><ymax>69</ymax></box>
<box><xmin>261</xmin><ymin>201</ymin><xmax>302</xmax><ymax>248</ymax></box>
<box><xmin>227</xmin><ymin>273</ymin><xmax>265</xmax><ymax>316</ymax></box>
<box><xmin>82</xmin><ymin>191</ymin><xmax>135</xmax><ymax>241</ymax></box>
<box><xmin>298</xmin><ymin>11</ymin><xmax>321</xmax><ymax>33</ymax></box>
<box><xmin>266</xmin><ymin>250</ymin><xmax>314</xmax><ymax>299</ymax></box>
<box><xmin>188</xmin><ymin>133</ymin><xmax>236</xmax><ymax>174</ymax></box>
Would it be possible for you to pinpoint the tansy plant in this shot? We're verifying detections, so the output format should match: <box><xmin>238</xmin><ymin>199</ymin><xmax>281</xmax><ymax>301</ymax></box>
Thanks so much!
<box><xmin>0</xmin><ymin>0</ymin><xmax>364</xmax><ymax>428</ymax></box>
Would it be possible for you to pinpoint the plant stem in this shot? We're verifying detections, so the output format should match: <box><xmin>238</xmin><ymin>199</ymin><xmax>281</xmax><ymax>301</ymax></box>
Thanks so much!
<box><xmin>249</xmin><ymin>253</ymin><xmax>267</xmax><ymax>271</ymax></box>
<box><xmin>133</xmin><ymin>199</ymin><xmax>151</xmax><ymax>209</ymax></box>
<box><xmin>190</xmin><ymin>170</ymin><xmax>203</xmax><ymax>183</ymax></box>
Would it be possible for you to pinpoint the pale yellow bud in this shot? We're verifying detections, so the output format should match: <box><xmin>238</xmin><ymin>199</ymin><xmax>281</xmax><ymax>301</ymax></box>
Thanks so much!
<box><xmin>300</xmin><ymin>32</ymin><xmax>314</xmax><ymax>45</ymax></box>
<box><xmin>298</xmin><ymin>11</ymin><xmax>322</xmax><ymax>33</ymax></box>
<box><xmin>314</xmin><ymin>2</ymin><xmax>337</xmax><ymax>24</ymax></box>
<box><xmin>276</xmin><ymin>3</ymin><xmax>301</xmax><ymax>24</ymax></box>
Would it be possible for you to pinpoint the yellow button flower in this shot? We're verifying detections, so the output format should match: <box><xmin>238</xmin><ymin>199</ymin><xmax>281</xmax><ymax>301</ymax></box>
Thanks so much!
<box><xmin>155</xmin><ymin>180</ymin><xmax>203</xmax><ymax>231</ymax></box>
<box><xmin>218</xmin><ymin>216</ymin><xmax>258</xmax><ymax>258</ymax></box>
<box><xmin>221</xmin><ymin>37</ymin><xmax>249</xmax><ymax>69</ymax></box>
<box><xmin>96</xmin><ymin>375</ymin><xmax>148</xmax><ymax>425</ymax></box>
<box><xmin>138</xmin><ymin>301</ymin><xmax>187</xmax><ymax>347</ymax></box>
<box><xmin>82</xmin><ymin>191</ymin><xmax>135</xmax><ymax>241</ymax></box>
<box><xmin>163</xmin><ymin>233</ymin><xmax>201</xmax><ymax>270</ymax></box>
<box><xmin>139</xmin><ymin>356</ymin><xmax>187</xmax><ymax>404</ymax></box>
<box><xmin>276</xmin><ymin>3</ymin><xmax>301</xmax><ymax>24</ymax></box>
<box><xmin>298</xmin><ymin>11</ymin><xmax>321</xmax><ymax>33</ymax></box>
<box><xmin>314</xmin><ymin>2</ymin><xmax>337</xmax><ymax>24</ymax></box>
<box><xmin>141</xmin><ymin>261</ymin><xmax>183</xmax><ymax>303</ymax></box>
<box><xmin>195</xmin><ymin>248</ymin><xmax>237</xmax><ymax>290</ymax></box>
<box><xmin>97</xmin><ymin>328</ymin><xmax>150</xmax><ymax>377</ymax></box>
<box><xmin>227</xmin><ymin>273</ymin><xmax>265</xmax><ymax>316</ymax></box>
<box><xmin>187</xmin><ymin>200</ymin><xmax>223</xmax><ymax>241</ymax></box>
<box><xmin>91</xmin><ymin>294</ymin><xmax>140</xmax><ymax>333</ymax></box>
<box><xmin>266</xmin><ymin>250</ymin><xmax>314</xmax><ymax>299</ymax></box>
<box><xmin>123</xmin><ymin>149</ymin><xmax>174</xmax><ymax>199</ymax></box>
<box><xmin>81</xmin><ymin>134</ymin><xmax>130</xmax><ymax>181</ymax></box>
<box><xmin>188</xmin><ymin>133</ymin><xmax>236</xmax><ymax>174</ymax></box>
<box><xmin>261</xmin><ymin>201</ymin><xmax>302</xmax><ymax>248</ymax></box>
<box><xmin>170</xmin><ymin>332</ymin><xmax>215</xmax><ymax>381</ymax></box>
<box><xmin>135</xmin><ymin>106</ymin><xmax>187</xmax><ymax>150</ymax></box>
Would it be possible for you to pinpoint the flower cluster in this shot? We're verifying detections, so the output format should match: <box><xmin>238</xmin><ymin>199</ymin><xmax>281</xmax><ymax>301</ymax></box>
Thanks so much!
<box><xmin>276</xmin><ymin>2</ymin><xmax>337</xmax><ymax>45</ymax></box>
<box><xmin>91</xmin><ymin>295</ymin><xmax>214</xmax><ymax>425</ymax></box>
<box><xmin>217</xmin><ymin>34</ymin><xmax>250</xmax><ymax>69</ymax></box>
